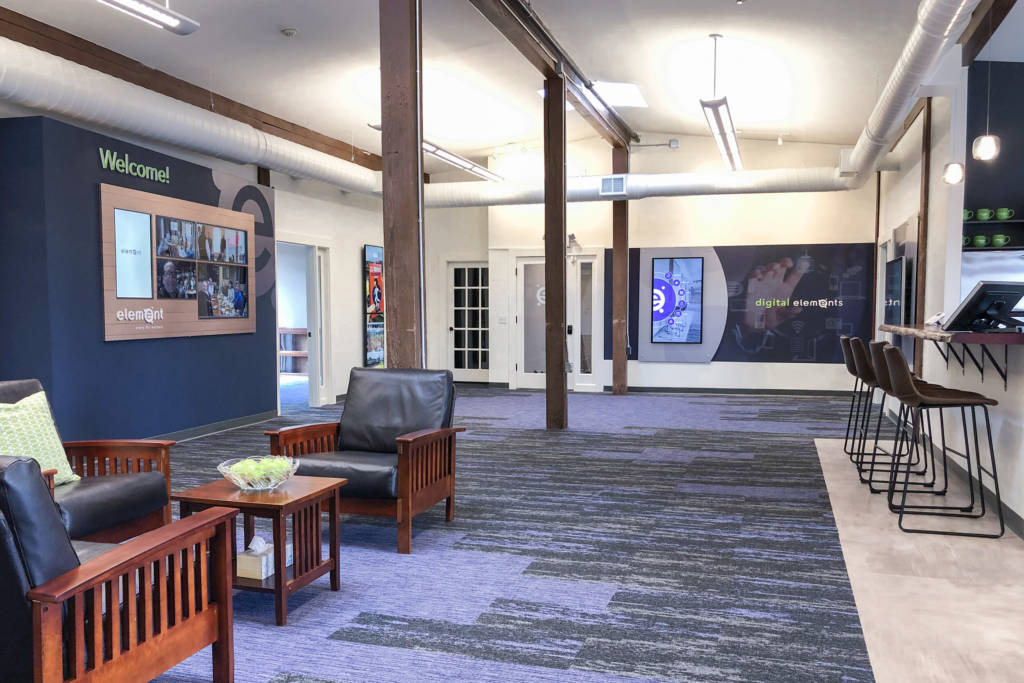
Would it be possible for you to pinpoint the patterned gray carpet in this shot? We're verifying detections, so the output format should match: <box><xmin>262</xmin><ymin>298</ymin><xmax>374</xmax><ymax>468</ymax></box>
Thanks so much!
<box><xmin>161</xmin><ymin>387</ymin><xmax>872</xmax><ymax>682</ymax></box>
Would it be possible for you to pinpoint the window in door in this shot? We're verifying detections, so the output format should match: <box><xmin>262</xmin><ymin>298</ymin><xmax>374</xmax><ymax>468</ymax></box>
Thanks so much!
<box><xmin>452</xmin><ymin>266</ymin><xmax>489</xmax><ymax>371</ymax></box>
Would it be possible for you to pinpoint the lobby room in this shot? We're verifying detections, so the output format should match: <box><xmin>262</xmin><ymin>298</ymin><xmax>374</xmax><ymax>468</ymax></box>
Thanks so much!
<box><xmin>1</xmin><ymin>0</ymin><xmax>1024</xmax><ymax>681</ymax></box>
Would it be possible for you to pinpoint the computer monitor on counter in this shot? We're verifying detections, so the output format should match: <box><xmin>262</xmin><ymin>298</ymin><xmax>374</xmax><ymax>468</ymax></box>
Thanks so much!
<box><xmin>943</xmin><ymin>281</ymin><xmax>1024</xmax><ymax>332</ymax></box>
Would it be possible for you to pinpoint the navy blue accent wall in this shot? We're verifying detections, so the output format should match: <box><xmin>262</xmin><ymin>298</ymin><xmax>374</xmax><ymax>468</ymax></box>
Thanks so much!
<box><xmin>0</xmin><ymin>117</ymin><xmax>276</xmax><ymax>439</ymax></box>
<box><xmin>0</xmin><ymin>119</ymin><xmax>54</xmax><ymax>393</ymax></box>
<box><xmin>965</xmin><ymin>61</ymin><xmax>1024</xmax><ymax>209</ymax></box>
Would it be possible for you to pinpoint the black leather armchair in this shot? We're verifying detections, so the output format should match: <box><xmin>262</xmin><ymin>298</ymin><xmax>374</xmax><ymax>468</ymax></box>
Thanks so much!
<box><xmin>0</xmin><ymin>379</ymin><xmax>172</xmax><ymax>542</ymax></box>
<box><xmin>0</xmin><ymin>456</ymin><xmax>236</xmax><ymax>682</ymax></box>
<box><xmin>266</xmin><ymin>367</ymin><xmax>463</xmax><ymax>553</ymax></box>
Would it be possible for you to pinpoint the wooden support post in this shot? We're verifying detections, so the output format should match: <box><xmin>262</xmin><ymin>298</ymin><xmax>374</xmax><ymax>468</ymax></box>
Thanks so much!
<box><xmin>544</xmin><ymin>74</ymin><xmax>568</xmax><ymax>429</ymax></box>
<box><xmin>914</xmin><ymin>98</ymin><xmax>932</xmax><ymax>377</ymax></box>
<box><xmin>611</xmin><ymin>146</ymin><xmax>629</xmax><ymax>395</ymax></box>
<box><xmin>379</xmin><ymin>0</ymin><xmax>425</xmax><ymax>368</ymax></box>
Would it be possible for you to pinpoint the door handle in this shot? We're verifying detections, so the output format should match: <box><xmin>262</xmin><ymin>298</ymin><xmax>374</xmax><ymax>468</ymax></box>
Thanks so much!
<box><xmin>567</xmin><ymin>324</ymin><xmax>573</xmax><ymax>334</ymax></box>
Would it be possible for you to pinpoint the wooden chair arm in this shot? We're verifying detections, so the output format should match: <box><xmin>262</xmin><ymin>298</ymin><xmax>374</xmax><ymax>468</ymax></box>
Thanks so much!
<box><xmin>28</xmin><ymin>506</ymin><xmax>237</xmax><ymax>604</ymax></box>
<box><xmin>41</xmin><ymin>469</ymin><xmax>57</xmax><ymax>497</ymax></box>
<box><xmin>395</xmin><ymin>427</ymin><xmax>465</xmax><ymax>444</ymax></box>
<box><xmin>265</xmin><ymin>422</ymin><xmax>339</xmax><ymax>456</ymax></box>
<box><xmin>62</xmin><ymin>439</ymin><xmax>173</xmax><ymax>494</ymax></box>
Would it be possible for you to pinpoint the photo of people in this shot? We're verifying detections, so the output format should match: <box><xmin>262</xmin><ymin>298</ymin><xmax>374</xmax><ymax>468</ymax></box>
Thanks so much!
<box><xmin>155</xmin><ymin>217</ymin><xmax>195</xmax><ymax>258</ymax></box>
<box><xmin>156</xmin><ymin>258</ymin><xmax>197</xmax><ymax>299</ymax></box>
<box><xmin>197</xmin><ymin>225</ymin><xmax>248</xmax><ymax>264</ymax></box>
<box><xmin>197</xmin><ymin>263</ymin><xmax>248</xmax><ymax>318</ymax></box>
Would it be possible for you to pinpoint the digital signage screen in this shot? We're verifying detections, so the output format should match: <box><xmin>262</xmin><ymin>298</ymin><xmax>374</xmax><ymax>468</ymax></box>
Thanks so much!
<box><xmin>652</xmin><ymin>257</ymin><xmax>704</xmax><ymax>344</ymax></box>
<box><xmin>363</xmin><ymin>245</ymin><xmax>385</xmax><ymax>367</ymax></box>
<box><xmin>114</xmin><ymin>208</ymin><xmax>153</xmax><ymax>299</ymax></box>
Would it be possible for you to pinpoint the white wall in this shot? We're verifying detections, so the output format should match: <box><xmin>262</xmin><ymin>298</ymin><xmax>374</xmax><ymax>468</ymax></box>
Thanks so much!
<box><xmin>486</xmin><ymin>133</ymin><xmax>878</xmax><ymax>391</ymax></box>
<box><xmin>275</xmin><ymin>242</ymin><xmax>309</xmax><ymax>329</ymax></box>
<box><xmin>270</xmin><ymin>174</ymin><xmax>383</xmax><ymax>397</ymax></box>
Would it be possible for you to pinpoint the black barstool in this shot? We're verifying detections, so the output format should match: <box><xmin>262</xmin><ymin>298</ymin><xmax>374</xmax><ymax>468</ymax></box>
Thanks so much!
<box><xmin>883</xmin><ymin>344</ymin><xmax>1004</xmax><ymax>538</ymax></box>
<box><xmin>838</xmin><ymin>336</ymin><xmax>866</xmax><ymax>459</ymax></box>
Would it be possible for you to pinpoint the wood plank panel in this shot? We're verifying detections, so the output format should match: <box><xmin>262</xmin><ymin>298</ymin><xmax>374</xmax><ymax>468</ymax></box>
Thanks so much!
<box><xmin>611</xmin><ymin>146</ymin><xmax>629</xmax><ymax>396</ymax></box>
<box><xmin>100</xmin><ymin>184</ymin><xmax>256</xmax><ymax>341</ymax></box>
<box><xmin>914</xmin><ymin>98</ymin><xmax>932</xmax><ymax>377</ymax></box>
<box><xmin>544</xmin><ymin>74</ymin><xmax>568</xmax><ymax>430</ymax></box>
<box><xmin>379</xmin><ymin>0</ymin><xmax>425</xmax><ymax>368</ymax></box>
<box><xmin>0</xmin><ymin>7</ymin><xmax>382</xmax><ymax>172</ymax></box>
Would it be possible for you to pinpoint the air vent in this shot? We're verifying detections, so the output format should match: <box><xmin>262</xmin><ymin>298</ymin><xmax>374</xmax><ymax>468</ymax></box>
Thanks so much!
<box><xmin>599</xmin><ymin>175</ymin><xmax>627</xmax><ymax>196</ymax></box>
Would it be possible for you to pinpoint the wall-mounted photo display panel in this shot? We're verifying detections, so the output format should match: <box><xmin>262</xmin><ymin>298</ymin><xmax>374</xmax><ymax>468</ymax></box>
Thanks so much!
<box><xmin>651</xmin><ymin>257</ymin><xmax>704</xmax><ymax>344</ymax></box>
<box><xmin>101</xmin><ymin>183</ymin><xmax>255</xmax><ymax>340</ymax></box>
<box><xmin>363</xmin><ymin>245</ymin><xmax>385</xmax><ymax>367</ymax></box>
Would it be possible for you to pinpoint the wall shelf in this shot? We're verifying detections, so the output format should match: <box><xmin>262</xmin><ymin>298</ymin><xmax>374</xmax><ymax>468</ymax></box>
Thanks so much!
<box><xmin>278</xmin><ymin>327</ymin><xmax>308</xmax><ymax>375</ymax></box>
<box><xmin>962</xmin><ymin>247</ymin><xmax>1024</xmax><ymax>252</ymax></box>
<box><xmin>963</xmin><ymin>219</ymin><xmax>1024</xmax><ymax>225</ymax></box>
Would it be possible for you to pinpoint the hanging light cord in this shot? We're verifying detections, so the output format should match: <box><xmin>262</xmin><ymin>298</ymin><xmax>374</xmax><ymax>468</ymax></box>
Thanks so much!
<box><xmin>985</xmin><ymin>12</ymin><xmax>992</xmax><ymax>135</ymax></box>
<box><xmin>712</xmin><ymin>35</ymin><xmax>719</xmax><ymax>98</ymax></box>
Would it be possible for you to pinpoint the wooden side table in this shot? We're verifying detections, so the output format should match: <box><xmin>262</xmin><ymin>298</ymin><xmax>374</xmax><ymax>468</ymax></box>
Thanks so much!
<box><xmin>172</xmin><ymin>475</ymin><xmax>347</xmax><ymax>626</ymax></box>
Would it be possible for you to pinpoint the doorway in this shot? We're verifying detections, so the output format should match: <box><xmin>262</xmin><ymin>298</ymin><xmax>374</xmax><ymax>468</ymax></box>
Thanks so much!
<box><xmin>276</xmin><ymin>241</ymin><xmax>331</xmax><ymax>411</ymax></box>
<box><xmin>512</xmin><ymin>253</ymin><xmax>601</xmax><ymax>392</ymax></box>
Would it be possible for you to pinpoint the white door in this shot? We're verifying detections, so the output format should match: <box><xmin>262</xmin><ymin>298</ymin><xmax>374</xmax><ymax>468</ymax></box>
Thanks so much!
<box><xmin>303</xmin><ymin>246</ymin><xmax>332</xmax><ymax>406</ymax></box>
<box><xmin>448</xmin><ymin>262</ymin><xmax>489</xmax><ymax>382</ymax></box>
<box><xmin>513</xmin><ymin>254</ymin><xmax>601</xmax><ymax>392</ymax></box>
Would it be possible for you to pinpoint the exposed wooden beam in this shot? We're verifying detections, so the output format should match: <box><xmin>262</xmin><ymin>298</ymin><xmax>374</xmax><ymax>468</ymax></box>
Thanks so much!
<box><xmin>0</xmin><ymin>7</ymin><xmax>382</xmax><ymax>172</ymax></box>
<box><xmin>380</xmin><ymin>0</ymin><xmax>425</xmax><ymax>369</ymax></box>
<box><xmin>544</xmin><ymin>74</ymin><xmax>568</xmax><ymax>429</ymax></box>
<box><xmin>611</xmin><ymin>146</ymin><xmax>629</xmax><ymax>396</ymax></box>
<box><xmin>959</xmin><ymin>0</ymin><xmax>1017</xmax><ymax>66</ymax></box>
<box><xmin>914</xmin><ymin>98</ymin><xmax>932</xmax><ymax>377</ymax></box>
<box><xmin>465</xmin><ymin>0</ymin><xmax>638</xmax><ymax>148</ymax></box>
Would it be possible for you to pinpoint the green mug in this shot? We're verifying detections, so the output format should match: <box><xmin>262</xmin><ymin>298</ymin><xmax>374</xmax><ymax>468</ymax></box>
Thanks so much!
<box><xmin>964</xmin><ymin>209</ymin><xmax>975</xmax><ymax>221</ymax></box>
<box><xmin>973</xmin><ymin>235</ymin><xmax>990</xmax><ymax>248</ymax></box>
<box><xmin>996</xmin><ymin>208</ymin><xmax>1015</xmax><ymax>220</ymax></box>
<box><xmin>992</xmin><ymin>234</ymin><xmax>1012</xmax><ymax>248</ymax></box>
<box><xmin>963</xmin><ymin>235</ymin><xmax>971</xmax><ymax>247</ymax></box>
<box><xmin>976</xmin><ymin>208</ymin><xmax>995</xmax><ymax>221</ymax></box>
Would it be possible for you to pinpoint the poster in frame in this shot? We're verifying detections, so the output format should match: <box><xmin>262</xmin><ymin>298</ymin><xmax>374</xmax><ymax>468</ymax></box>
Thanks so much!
<box><xmin>363</xmin><ymin>245</ymin><xmax>385</xmax><ymax>367</ymax></box>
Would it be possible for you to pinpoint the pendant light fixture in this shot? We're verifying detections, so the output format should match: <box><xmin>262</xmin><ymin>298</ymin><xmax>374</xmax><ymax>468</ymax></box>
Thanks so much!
<box><xmin>972</xmin><ymin>14</ymin><xmax>1000</xmax><ymax>161</ymax></box>
<box><xmin>700</xmin><ymin>34</ymin><xmax>743</xmax><ymax>171</ymax></box>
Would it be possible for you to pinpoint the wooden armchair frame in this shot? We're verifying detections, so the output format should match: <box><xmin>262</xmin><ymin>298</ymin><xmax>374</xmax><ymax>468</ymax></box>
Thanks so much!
<box><xmin>28</xmin><ymin>506</ymin><xmax>237</xmax><ymax>683</ymax></box>
<box><xmin>58</xmin><ymin>440</ymin><xmax>175</xmax><ymax>542</ymax></box>
<box><xmin>266</xmin><ymin>423</ymin><xmax>464</xmax><ymax>553</ymax></box>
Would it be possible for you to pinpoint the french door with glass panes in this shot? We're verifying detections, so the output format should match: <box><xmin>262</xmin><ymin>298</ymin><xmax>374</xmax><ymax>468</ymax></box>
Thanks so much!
<box><xmin>448</xmin><ymin>263</ymin><xmax>489</xmax><ymax>381</ymax></box>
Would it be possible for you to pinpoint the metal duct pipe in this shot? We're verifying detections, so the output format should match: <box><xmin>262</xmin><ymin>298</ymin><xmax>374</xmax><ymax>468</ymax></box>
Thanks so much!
<box><xmin>0</xmin><ymin>37</ymin><xmax>380</xmax><ymax>195</ymax></box>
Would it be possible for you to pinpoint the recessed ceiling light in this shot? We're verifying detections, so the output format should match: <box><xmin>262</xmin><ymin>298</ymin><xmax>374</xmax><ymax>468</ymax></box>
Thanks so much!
<box><xmin>592</xmin><ymin>81</ymin><xmax>648</xmax><ymax>108</ymax></box>
<box><xmin>95</xmin><ymin>0</ymin><xmax>199</xmax><ymax>35</ymax></box>
<box><xmin>536</xmin><ymin>90</ymin><xmax>575</xmax><ymax>111</ymax></box>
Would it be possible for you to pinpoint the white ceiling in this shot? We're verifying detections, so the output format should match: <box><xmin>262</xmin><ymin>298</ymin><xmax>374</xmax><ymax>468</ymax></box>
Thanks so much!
<box><xmin>977</xmin><ymin>1</ymin><xmax>1024</xmax><ymax>62</ymax></box>
<box><xmin>1</xmin><ymin>0</ymin><xmax>924</xmax><ymax>160</ymax></box>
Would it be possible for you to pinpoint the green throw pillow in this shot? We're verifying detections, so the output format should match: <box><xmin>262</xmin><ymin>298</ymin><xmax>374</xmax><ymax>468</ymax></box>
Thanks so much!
<box><xmin>0</xmin><ymin>391</ymin><xmax>80</xmax><ymax>485</ymax></box>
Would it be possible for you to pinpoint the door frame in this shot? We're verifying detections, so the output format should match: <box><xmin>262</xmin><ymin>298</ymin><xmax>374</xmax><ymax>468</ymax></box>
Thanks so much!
<box><xmin>508</xmin><ymin>248</ymin><xmax>604</xmax><ymax>392</ymax></box>
<box><xmin>275</xmin><ymin>235</ymin><xmax>334</xmax><ymax>410</ymax></box>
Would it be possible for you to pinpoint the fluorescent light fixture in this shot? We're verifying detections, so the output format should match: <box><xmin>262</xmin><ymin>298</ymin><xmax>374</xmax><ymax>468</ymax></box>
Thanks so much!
<box><xmin>971</xmin><ymin>134</ymin><xmax>1000</xmax><ymax>161</ymax></box>
<box><xmin>591</xmin><ymin>81</ymin><xmax>647</xmax><ymax>108</ymax></box>
<box><xmin>941</xmin><ymin>162</ymin><xmax>965</xmax><ymax>185</ymax></box>
<box><xmin>95</xmin><ymin>0</ymin><xmax>199</xmax><ymax>35</ymax></box>
<box><xmin>367</xmin><ymin>123</ymin><xmax>504</xmax><ymax>182</ymax></box>
<box><xmin>536</xmin><ymin>90</ymin><xmax>575</xmax><ymax>111</ymax></box>
<box><xmin>701</xmin><ymin>97</ymin><xmax>743</xmax><ymax>171</ymax></box>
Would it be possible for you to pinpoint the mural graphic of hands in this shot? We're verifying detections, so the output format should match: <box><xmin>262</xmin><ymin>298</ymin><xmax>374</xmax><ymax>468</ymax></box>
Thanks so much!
<box><xmin>742</xmin><ymin>256</ymin><xmax>809</xmax><ymax>331</ymax></box>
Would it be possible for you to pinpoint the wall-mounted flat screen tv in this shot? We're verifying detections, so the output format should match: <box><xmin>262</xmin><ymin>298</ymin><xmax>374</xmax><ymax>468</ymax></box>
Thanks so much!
<box><xmin>652</xmin><ymin>257</ymin><xmax>704</xmax><ymax>343</ymax></box>
<box><xmin>884</xmin><ymin>256</ymin><xmax>904</xmax><ymax>326</ymax></box>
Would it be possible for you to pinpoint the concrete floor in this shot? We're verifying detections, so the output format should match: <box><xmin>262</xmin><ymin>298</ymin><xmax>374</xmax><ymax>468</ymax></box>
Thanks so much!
<box><xmin>816</xmin><ymin>438</ymin><xmax>1024</xmax><ymax>683</ymax></box>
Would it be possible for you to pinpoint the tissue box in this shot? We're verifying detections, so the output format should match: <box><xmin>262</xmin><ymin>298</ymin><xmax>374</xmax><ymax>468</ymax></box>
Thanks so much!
<box><xmin>237</xmin><ymin>542</ymin><xmax>293</xmax><ymax>580</ymax></box>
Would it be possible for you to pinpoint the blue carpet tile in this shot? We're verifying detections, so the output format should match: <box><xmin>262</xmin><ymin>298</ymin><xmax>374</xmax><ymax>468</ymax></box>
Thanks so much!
<box><xmin>158</xmin><ymin>388</ymin><xmax>872</xmax><ymax>682</ymax></box>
